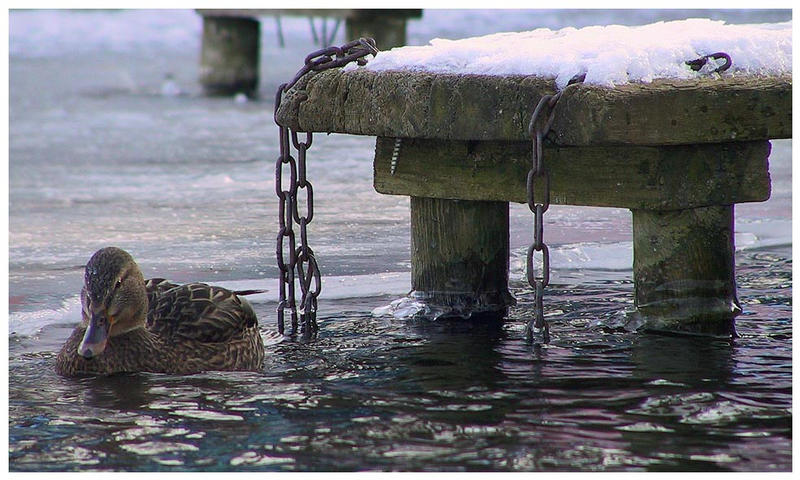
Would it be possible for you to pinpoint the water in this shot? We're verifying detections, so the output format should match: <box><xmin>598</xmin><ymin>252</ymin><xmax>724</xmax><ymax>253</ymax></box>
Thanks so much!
<box><xmin>8</xmin><ymin>9</ymin><xmax>792</xmax><ymax>472</ymax></box>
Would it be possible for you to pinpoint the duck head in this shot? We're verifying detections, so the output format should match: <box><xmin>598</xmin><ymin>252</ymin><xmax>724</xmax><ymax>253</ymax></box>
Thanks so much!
<box><xmin>78</xmin><ymin>247</ymin><xmax>148</xmax><ymax>359</ymax></box>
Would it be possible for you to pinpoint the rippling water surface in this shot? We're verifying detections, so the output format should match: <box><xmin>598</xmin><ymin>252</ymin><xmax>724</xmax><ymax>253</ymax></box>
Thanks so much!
<box><xmin>9</xmin><ymin>253</ymin><xmax>793</xmax><ymax>471</ymax></box>
<box><xmin>8</xmin><ymin>9</ymin><xmax>792</xmax><ymax>472</ymax></box>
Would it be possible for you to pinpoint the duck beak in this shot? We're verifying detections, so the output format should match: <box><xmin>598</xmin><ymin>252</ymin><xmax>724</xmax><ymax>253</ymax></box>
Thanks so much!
<box><xmin>78</xmin><ymin>311</ymin><xmax>109</xmax><ymax>359</ymax></box>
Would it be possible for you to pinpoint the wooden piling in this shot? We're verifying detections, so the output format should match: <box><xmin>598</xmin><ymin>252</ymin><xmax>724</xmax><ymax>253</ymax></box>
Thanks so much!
<box><xmin>410</xmin><ymin>197</ymin><xmax>514</xmax><ymax>320</ymax></box>
<box><xmin>632</xmin><ymin>205</ymin><xmax>740</xmax><ymax>335</ymax></box>
<box><xmin>345</xmin><ymin>10</ymin><xmax>415</xmax><ymax>50</ymax></box>
<box><xmin>200</xmin><ymin>16</ymin><xmax>260</xmax><ymax>97</ymax></box>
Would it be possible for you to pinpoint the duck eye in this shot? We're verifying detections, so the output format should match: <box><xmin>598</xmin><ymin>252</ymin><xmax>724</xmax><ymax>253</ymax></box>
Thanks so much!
<box><xmin>115</xmin><ymin>278</ymin><xmax>123</xmax><ymax>290</ymax></box>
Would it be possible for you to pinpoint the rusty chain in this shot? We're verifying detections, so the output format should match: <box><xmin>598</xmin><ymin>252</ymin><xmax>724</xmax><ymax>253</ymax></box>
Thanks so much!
<box><xmin>524</xmin><ymin>74</ymin><xmax>584</xmax><ymax>343</ymax></box>
<box><xmin>273</xmin><ymin>38</ymin><xmax>378</xmax><ymax>338</ymax></box>
<box><xmin>283</xmin><ymin>38</ymin><xmax>379</xmax><ymax>92</ymax></box>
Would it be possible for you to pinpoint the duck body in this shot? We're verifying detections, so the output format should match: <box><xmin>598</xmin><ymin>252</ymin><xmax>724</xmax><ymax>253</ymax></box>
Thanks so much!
<box><xmin>55</xmin><ymin>248</ymin><xmax>265</xmax><ymax>376</ymax></box>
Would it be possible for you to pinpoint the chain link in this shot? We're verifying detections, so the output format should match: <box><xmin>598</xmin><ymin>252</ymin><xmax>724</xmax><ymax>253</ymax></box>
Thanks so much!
<box><xmin>273</xmin><ymin>38</ymin><xmax>378</xmax><ymax>338</ymax></box>
<box><xmin>524</xmin><ymin>75</ymin><xmax>584</xmax><ymax>343</ymax></box>
<box><xmin>283</xmin><ymin>38</ymin><xmax>379</xmax><ymax>93</ymax></box>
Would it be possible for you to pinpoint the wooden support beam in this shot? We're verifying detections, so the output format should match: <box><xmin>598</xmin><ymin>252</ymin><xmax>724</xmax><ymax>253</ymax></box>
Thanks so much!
<box><xmin>631</xmin><ymin>205</ymin><xmax>739</xmax><ymax>336</ymax></box>
<box><xmin>374</xmin><ymin>138</ymin><xmax>771</xmax><ymax>210</ymax></box>
<box><xmin>276</xmin><ymin>70</ymin><xmax>791</xmax><ymax>144</ymax></box>
<box><xmin>410</xmin><ymin>197</ymin><xmax>514</xmax><ymax>320</ymax></box>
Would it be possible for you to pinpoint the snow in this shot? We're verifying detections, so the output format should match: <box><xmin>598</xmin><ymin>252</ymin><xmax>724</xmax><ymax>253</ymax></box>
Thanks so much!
<box><xmin>364</xmin><ymin>19</ymin><xmax>792</xmax><ymax>89</ymax></box>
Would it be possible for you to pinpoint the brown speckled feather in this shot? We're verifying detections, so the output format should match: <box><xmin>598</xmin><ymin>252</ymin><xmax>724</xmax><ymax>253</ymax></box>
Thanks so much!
<box><xmin>147</xmin><ymin>282</ymin><xmax>258</xmax><ymax>343</ymax></box>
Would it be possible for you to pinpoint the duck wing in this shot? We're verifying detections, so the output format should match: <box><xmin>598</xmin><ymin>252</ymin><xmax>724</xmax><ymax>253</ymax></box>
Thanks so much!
<box><xmin>147</xmin><ymin>282</ymin><xmax>258</xmax><ymax>344</ymax></box>
<box><xmin>145</xmin><ymin>278</ymin><xmax>180</xmax><ymax>310</ymax></box>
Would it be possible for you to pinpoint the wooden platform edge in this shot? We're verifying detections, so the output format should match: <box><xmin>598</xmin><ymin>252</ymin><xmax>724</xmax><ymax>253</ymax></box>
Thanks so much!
<box><xmin>275</xmin><ymin>69</ymin><xmax>791</xmax><ymax>145</ymax></box>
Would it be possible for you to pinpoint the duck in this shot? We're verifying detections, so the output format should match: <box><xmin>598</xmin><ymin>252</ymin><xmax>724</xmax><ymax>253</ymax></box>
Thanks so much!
<box><xmin>55</xmin><ymin>247</ymin><xmax>265</xmax><ymax>376</ymax></box>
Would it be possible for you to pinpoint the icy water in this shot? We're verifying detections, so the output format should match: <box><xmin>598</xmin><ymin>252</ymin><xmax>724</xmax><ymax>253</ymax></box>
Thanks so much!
<box><xmin>8</xmin><ymin>9</ymin><xmax>792</xmax><ymax>472</ymax></box>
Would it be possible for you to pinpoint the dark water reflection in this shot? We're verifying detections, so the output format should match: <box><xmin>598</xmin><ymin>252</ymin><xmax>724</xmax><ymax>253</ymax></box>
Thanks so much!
<box><xmin>9</xmin><ymin>249</ymin><xmax>791</xmax><ymax>472</ymax></box>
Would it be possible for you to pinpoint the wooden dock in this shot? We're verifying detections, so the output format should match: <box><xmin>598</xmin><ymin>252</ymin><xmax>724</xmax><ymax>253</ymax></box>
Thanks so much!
<box><xmin>275</xmin><ymin>67</ymin><xmax>791</xmax><ymax>336</ymax></box>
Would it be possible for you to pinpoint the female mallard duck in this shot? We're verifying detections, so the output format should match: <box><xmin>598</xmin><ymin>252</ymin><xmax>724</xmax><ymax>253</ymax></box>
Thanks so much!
<box><xmin>56</xmin><ymin>247</ymin><xmax>265</xmax><ymax>376</ymax></box>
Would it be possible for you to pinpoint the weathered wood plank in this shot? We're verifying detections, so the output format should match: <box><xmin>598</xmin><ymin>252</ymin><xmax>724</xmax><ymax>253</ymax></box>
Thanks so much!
<box><xmin>557</xmin><ymin>76</ymin><xmax>792</xmax><ymax>145</ymax></box>
<box><xmin>373</xmin><ymin>138</ymin><xmax>771</xmax><ymax>210</ymax></box>
<box><xmin>276</xmin><ymin>69</ymin><xmax>791</xmax><ymax>144</ymax></box>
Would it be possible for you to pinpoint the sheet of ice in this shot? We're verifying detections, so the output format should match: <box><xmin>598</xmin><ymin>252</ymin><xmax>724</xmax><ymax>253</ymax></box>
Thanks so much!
<box><xmin>9</xmin><ymin>9</ymin><xmax>201</xmax><ymax>57</ymax></box>
<box><xmin>364</xmin><ymin>19</ymin><xmax>792</xmax><ymax>88</ymax></box>
<box><xmin>9</xmin><ymin>296</ymin><xmax>82</xmax><ymax>336</ymax></box>
<box><xmin>214</xmin><ymin>272</ymin><xmax>411</xmax><ymax>305</ymax></box>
